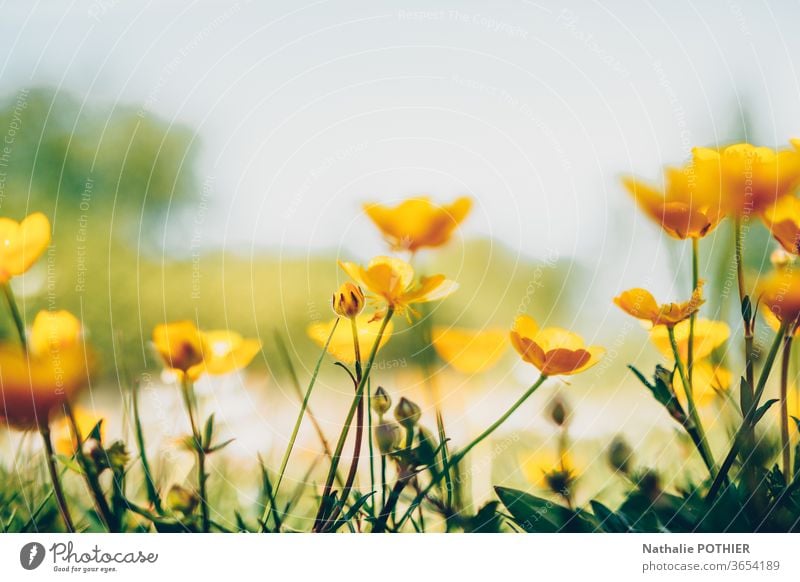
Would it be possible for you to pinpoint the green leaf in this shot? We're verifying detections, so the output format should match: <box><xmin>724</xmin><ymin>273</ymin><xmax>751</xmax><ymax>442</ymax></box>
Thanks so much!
<box><xmin>752</xmin><ymin>399</ymin><xmax>779</xmax><ymax>426</ymax></box>
<box><xmin>203</xmin><ymin>414</ymin><xmax>215</xmax><ymax>449</ymax></box>
<box><xmin>494</xmin><ymin>486</ymin><xmax>594</xmax><ymax>532</ymax></box>
<box><xmin>590</xmin><ymin>500</ymin><xmax>632</xmax><ymax>532</ymax></box>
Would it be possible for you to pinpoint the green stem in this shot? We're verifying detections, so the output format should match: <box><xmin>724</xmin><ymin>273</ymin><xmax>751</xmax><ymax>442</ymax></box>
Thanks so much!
<box><xmin>668</xmin><ymin>326</ymin><xmax>717</xmax><ymax>477</ymax></box>
<box><xmin>39</xmin><ymin>424</ymin><xmax>75</xmax><ymax>532</ymax></box>
<box><xmin>780</xmin><ymin>334</ymin><xmax>793</xmax><ymax>480</ymax></box>
<box><xmin>2</xmin><ymin>282</ymin><xmax>27</xmax><ymax>351</ymax></box>
<box><xmin>260</xmin><ymin>320</ymin><xmax>340</xmax><ymax>531</ymax></box>
<box><xmin>313</xmin><ymin>308</ymin><xmax>394</xmax><ymax>531</ymax></box>
<box><xmin>65</xmin><ymin>403</ymin><xmax>117</xmax><ymax>531</ymax></box>
<box><xmin>367</xmin><ymin>380</ymin><xmax>376</xmax><ymax>519</ymax></box>
<box><xmin>687</xmin><ymin>238</ymin><xmax>699</xmax><ymax>385</ymax></box>
<box><xmin>393</xmin><ymin>375</ymin><xmax>549</xmax><ymax>531</ymax></box>
<box><xmin>708</xmin><ymin>322</ymin><xmax>788</xmax><ymax>501</ymax></box>
<box><xmin>380</xmin><ymin>453</ymin><xmax>387</xmax><ymax>511</ymax></box>
<box><xmin>181</xmin><ymin>376</ymin><xmax>208</xmax><ymax>532</ymax></box>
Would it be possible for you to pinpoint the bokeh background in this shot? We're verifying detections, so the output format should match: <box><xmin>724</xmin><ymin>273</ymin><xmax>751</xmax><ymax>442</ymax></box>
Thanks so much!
<box><xmin>2</xmin><ymin>0</ymin><xmax>800</xmax><ymax>523</ymax></box>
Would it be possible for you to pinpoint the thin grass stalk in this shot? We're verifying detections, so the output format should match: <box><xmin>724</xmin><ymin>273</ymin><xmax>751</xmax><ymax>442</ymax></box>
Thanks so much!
<box><xmin>259</xmin><ymin>321</ymin><xmax>341</xmax><ymax>531</ymax></box>
<box><xmin>780</xmin><ymin>333</ymin><xmax>793</xmax><ymax>480</ymax></box>
<box><xmin>39</xmin><ymin>425</ymin><xmax>75</xmax><ymax>532</ymax></box>
<box><xmin>180</xmin><ymin>375</ymin><xmax>208</xmax><ymax>532</ymax></box>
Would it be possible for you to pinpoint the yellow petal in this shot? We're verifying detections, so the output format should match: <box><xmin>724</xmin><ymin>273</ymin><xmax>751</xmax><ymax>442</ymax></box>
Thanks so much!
<box><xmin>29</xmin><ymin>310</ymin><xmax>82</xmax><ymax>356</ymax></box>
<box><xmin>307</xmin><ymin>315</ymin><xmax>394</xmax><ymax>364</ymax></box>
<box><xmin>512</xmin><ymin>315</ymin><xmax>539</xmax><ymax>340</ymax></box>
<box><xmin>0</xmin><ymin>212</ymin><xmax>51</xmax><ymax>280</ymax></box>
<box><xmin>649</xmin><ymin>319</ymin><xmax>730</xmax><ymax>361</ymax></box>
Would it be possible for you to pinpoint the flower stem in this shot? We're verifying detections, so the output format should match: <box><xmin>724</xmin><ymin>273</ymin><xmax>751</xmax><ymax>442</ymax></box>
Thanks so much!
<box><xmin>2</xmin><ymin>282</ymin><xmax>27</xmax><ymax>351</ymax></box>
<box><xmin>65</xmin><ymin>402</ymin><xmax>116</xmax><ymax>531</ymax></box>
<box><xmin>313</xmin><ymin>308</ymin><xmax>394</xmax><ymax>531</ymax></box>
<box><xmin>320</xmin><ymin>318</ymin><xmax>366</xmax><ymax>531</ymax></box>
<box><xmin>181</xmin><ymin>375</ymin><xmax>208</xmax><ymax>532</ymax></box>
<box><xmin>393</xmin><ymin>375</ymin><xmax>548</xmax><ymax>531</ymax></box>
<box><xmin>261</xmin><ymin>321</ymin><xmax>341</xmax><ymax>531</ymax></box>
<box><xmin>708</xmin><ymin>321</ymin><xmax>788</xmax><ymax>501</ymax></box>
<box><xmin>39</xmin><ymin>424</ymin><xmax>75</xmax><ymax>532</ymax></box>
<box><xmin>780</xmin><ymin>333</ymin><xmax>793</xmax><ymax>480</ymax></box>
<box><xmin>366</xmin><ymin>380</ymin><xmax>376</xmax><ymax>519</ymax></box>
<box><xmin>668</xmin><ymin>326</ymin><xmax>717</xmax><ymax>477</ymax></box>
<box><xmin>687</xmin><ymin>238</ymin><xmax>699</xmax><ymax>385</ymax></box>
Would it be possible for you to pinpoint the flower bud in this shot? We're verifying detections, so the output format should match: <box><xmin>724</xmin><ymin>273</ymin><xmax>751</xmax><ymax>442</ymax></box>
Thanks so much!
<box><xmin>372</xmin><ymin>386</ymin><xmax>392</xmax><ymax>416</ymax></box>
<box><xmin>332</xmin><ymin>282</ymin><xmax>365</xmax><ymax>318</ymax></box>
<box><xmin>608</xmin><ymin>435</ymin><xmax>633</xmax><ymax>474</ymax></box>
<box><xmin>82</xmin><ymin>438</ymin><xmax>104</xmax><ymax>466</ymax></box>
<box><xmin>374</xmin><ymin>422</ymin><xmax>401</xmax><ymax>454</ymax></box>
<box><xmin>547</xmin><ymin>396</ymin><xmax>569</xmax><ymax>427</ymax></box>
<box><xmin>394</xmin><ymin>397</ymin><xmax>421</xmax><ymax>427</ymax></box>
<box><xmin>166</xmin><ymin>484</ymin><xmax>199</xmax><ymax>515</ymax></box>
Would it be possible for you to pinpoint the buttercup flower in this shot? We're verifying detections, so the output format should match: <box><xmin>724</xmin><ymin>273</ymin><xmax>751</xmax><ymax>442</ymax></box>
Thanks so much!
<box><xmin>614</xmin><ymin>282</ymin><xmax>705</xmax><ymax>328</ymax></box>
<box><xmin>758</xmin><ymin>270</ymin><xmax>800</xmax><ymax>326</ymax></box>
<box><xmin>53</xmin><ymin>407</ymin><xmax>105</xmax><ymax>455</ymax></box>
<box><xmin>680</xmin><ymin>362</ymin><xmax>731</xmax><ymax>407</ymax></box>
<box><xmin>0</xmin><ymin>310</ymin><xmax>88</xmax><ymax>429</ymax></box>
<box><xmin>152</xmin><ymin>321</ymin><xmax>261</xmax><ymax>381</ymax></box>
<box><xmin>363</xmin><ymin>196</ymin><xmax>472</xmax><ymax>252</ymax></box>
<box><xmin>622</xmin><ymin>165</ymin><xmax>723</xmax><ymax>239</ymax></box>
<box><xmin>692</xmin><ymin>143</ymin><xmax>800</xmax><ymax>215</ymax></box>
<box><xmin>339</xmin><ymin>256</ymin><xmax>457</xmax><ymax>316</ymax></box>
<box><xmin>332</xmin><ymin>282</ymin><xmax>365</xmax><ymax>318</ymax></box>
<box><xmin>0</xmin><ymin>212</ymin><xmax>51</xmax><ymax>283</ymax></box>
<box><xmin>649</xmin><ymin>318</ymin><xmax>730</xmax><ymax>362</ymax></box>
<box><xmin>306</xmin><ymin>314</ymin><xmax>394</xmax><ymax>364</ymax></box>
<box><xmin>762</xmin><ymin>195</ymin><xmax>800</xmax><ymax>254</ymax></box>
<box><xmin>510</xmin><ymin>315</ymin><xmax>604</xmax><ymax>376</ymax></box>
<box><xmin>431</xmin><ymin>326</ymin><xmax>507</xmax><ymax>375</ymax></box>
<box><xmin>519</xmin><ymin>449</ymin><xmax>578</xmax><ymax>494</ymax></box>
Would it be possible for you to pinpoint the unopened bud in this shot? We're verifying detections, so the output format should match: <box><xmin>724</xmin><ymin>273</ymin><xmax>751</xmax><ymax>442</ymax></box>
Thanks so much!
<box><xmin>82</xmin><ymin>438</ymin><xmax>104</xmax><ymax>466</ymax></box>
<box><xmin>332</xmin><ymin>282</ymin><xmax>365</xmax><ymax>318</ymax></box>
<box><xmin>394</xmin><ymin>397</ymin><xmax>421</xmax><ymax>427</ymax></box>
<box><xmin>548</xmin><ymin>396</ymin><xmax>569</xmax><ymax>427</ymax></box>
<box><xmin>374</xmin><ymin>422</ymin><xmax>401</xmax><ymax>454</ymax></box>
<box><xmin>372</xmin><ymin>386</ymin><xmax>392</xmax><ymax>416</ymax></box>
<box><xmin>166</xmin><ymin>484</ymin><xmax>199</xmax><ymax>515</ymax></box>
<box><xmin>608</xmin><ymin>435</ymin><xmax>633</xmax><ymax>474</ymax></box>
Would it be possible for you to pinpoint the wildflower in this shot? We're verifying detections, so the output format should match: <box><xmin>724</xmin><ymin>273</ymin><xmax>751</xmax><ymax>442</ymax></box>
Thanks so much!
<box><xmin>372</xmin><ymin>386</ymin><xmax>392</xmax><ymax>416</ymax></box>
<box><xmin>0</xmin><ymin>310</ymin><xmax>88</xmax><ymax>429</ymax></box>
<box><xmin>0</xmin><ymin>212</ymin><xmax>51</xmax><ymax>283</ymax></box>
<box><xmin>519</xmin><ymin>449</ymin><xmax>577</xmax><ymax>495</ymax></box>
<box><xmin>431</xmin><ymin>326</ymin><xmax>507</xmax><ymax>374</ymax></box>
<box><xmin>52</xmin><ymin>407</ymin><xmax>105</xmax><ymax>455</ymax></box>
<box><xmin>166</xmin><ymin>484</ymin><xmax>199</xmax><ymax>515</ymax></box>
<box><xmin>509</xmin><ymin>315</ymin><xmax>603</xmax><ymax>376</ymax></box>
<box><xmin>363</xmin><ymin>196</ymin><xmax>472</xmax><ymax>252</ymax></box>
<box><xmin>394</xmin><ymin>397</ymin><xmax>421</xmax><ymax>428</ymax></box>
<box><xmin>152</xmin><ymin>321</ymin><xmax>260</xmax><ymax>381</ymax></box>
<box><xmin>614</xmin><ymin>282</ymin><xmax>705</xmax><ymax>328</ymax></box>
<box><xmin>649</xmin><ymin>318</ymin><xmax>729</xmax><ymax>362</ymax></box>
<box><xmin>692</xmin><ymin>143</ymin><xmax>800</xmax><ymax>215</ymax></box>
<box><xmin>339</xmin><ymin>256</ymin><xmax>457</xmax><ymax>317</ymax></box>
<box><xmin>762</xmin><ymin>195</ymin><xmax>800</xmax><ymax>254</ymax></box>
<box><xmin>622</xmin><ymin>165</ymin><xmax>723</xmax><ymax>239</ymax></box>
<box><xmin>332</xmin><ymin>282</ymin><xmax>365</xmax><ymax>318</ymax></box>
<box><xmin>758</xmin><ymin>269</ymin><xmax>800</xmax><ymax>326</ymax></box>
<box><xmin>306</xmin><ymin>314</ymin><xmax>394</xmax><ymax>364</ymax></box>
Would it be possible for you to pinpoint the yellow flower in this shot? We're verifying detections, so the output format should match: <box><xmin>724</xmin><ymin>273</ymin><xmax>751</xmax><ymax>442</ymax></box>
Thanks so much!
<box><xmin>614</xmin><ymin>282</ymin><xmax>704</xmax><ymax>328</ymax></box>
<box><xmin>339</xmin><ymin>256</ymin><xmax>457</xmax><ymax>316</ymax></box>
<box><xmin>649</xmin><ymin>318</ymin><xmax>730</xmax><ymax>362</ymax></box>
<box><xmin>762</xmin><ymin>195</ymin><xmax>800</xmax><ymax>254</ymax></box>
<box><xmin>763</xmin><ymin>305</ymin><xmax>800</xmax><ymax>336</ymax></box>
<box><xmin>510</xmin><ymin>315</ymin><xmax>604</xmax><ymax>376</ymax></box>
<box><xmin>676</xmin><ymin>361</ymin><xmax>731</xmax><ymax>407</ymax></box>
<box><xmin>0</xmin><ymin>212</ymin><xmax>51</xmax><ymax>283</ymax></box>
<box><xmin>693</xmin><ymin>143</ymin><xmax>800</xmax><ymax>215</ymax></box>
<box><xmin>52</xmin><ymin>406</ymin><xmax>105</xmax><ymax>455</ymax></box>
<box><xmin>306</xmin><ymin>314</ymin><xmax>394</xmax><ymax>364</ymax></box>
<box><xmin>152</xmin><ymin>321</ymin><xmax>260</xmax><ymax>381</ymax></box>
<box><xmin>431</xmin><ymin>326</ymin><xmax>507</xmax><ymax>374</ymax></box>
<box><xmin>519</xmin><ymin>449</ymin><xmax>577</xmax><ymax>493</ymax></box>
<box><xmin>363</xmin><ymin>196</ymin><xmax>472</xmax><ymax>252</ymax></box>
<box><xmin>332</xmin><ymin>282</ymin><xmax>365</xmax><ymax>318</ymax></box>
<box><xmin>622</xmin><ymin>166</ymin><xmax>723</xmax><ymax>239</ymax></box>
<box><xmin>0</xmin><ymin>310</ymin><xmax>88</xmax><ymax>429</ymax></box>
<box><xmin>758</xmin><ymin>269</ymin><xmax>800</xmax><ymax>326</ymax></box>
